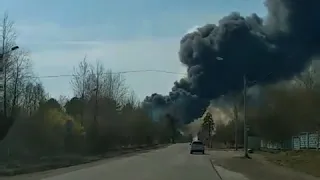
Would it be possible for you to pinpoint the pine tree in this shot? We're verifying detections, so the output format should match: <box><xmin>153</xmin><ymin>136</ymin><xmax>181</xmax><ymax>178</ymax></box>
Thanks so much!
<box><xmin>201</xmin><ymin>111</ymin><xmax>214</xmax><ymax>147</ymax></box>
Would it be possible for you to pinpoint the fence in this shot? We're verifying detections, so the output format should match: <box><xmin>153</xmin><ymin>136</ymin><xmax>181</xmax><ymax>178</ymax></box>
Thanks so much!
<box><xmin>260</xmin><ymin>132</ymin><xmax>320</xmax><ymax>150</ymax></box>
<box><xmin>292</xmin><ymin>132</ymin><xmax>320</xmax><ymax>150</ymax></box>
<box><xmin>260</xmin><ymin>139</ymin><xmax>292</xmax><ymax>150</ymax></box>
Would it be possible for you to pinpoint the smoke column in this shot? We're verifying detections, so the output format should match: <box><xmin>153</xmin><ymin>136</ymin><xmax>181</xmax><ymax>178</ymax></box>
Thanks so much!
<box><xmin>144</xmin><ymin>0</ymin><xmax>320</xmax><ymax>124</ymax></box>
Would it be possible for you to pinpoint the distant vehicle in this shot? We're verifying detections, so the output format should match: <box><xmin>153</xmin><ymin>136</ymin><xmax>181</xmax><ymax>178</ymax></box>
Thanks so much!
<box><xmin>190</xmin><ymin>140</ymin><xmax>205</xmax><ymax>154</ymax></box>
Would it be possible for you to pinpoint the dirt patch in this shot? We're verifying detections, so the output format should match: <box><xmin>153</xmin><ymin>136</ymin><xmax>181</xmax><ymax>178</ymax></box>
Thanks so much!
<box><xmin>209</xmin><ymin>150</ymin><xmax>319</xmax><ymax>180</ymax></box>
<box><xmin>261</xmin><ymin>150</ymin><xmax>320</xmax><ymax>178</ymax></box>
<box><xmin>213</xmin><ymin>164</ymin><xmax>250</xmax><ymax>180</ymax></box>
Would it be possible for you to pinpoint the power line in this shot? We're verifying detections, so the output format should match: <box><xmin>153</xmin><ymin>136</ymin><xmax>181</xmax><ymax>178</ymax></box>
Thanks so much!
<box><xmin>26</xmin><ymin>69</ymin><xmax>188</xmax><ymax>79</ymax></box>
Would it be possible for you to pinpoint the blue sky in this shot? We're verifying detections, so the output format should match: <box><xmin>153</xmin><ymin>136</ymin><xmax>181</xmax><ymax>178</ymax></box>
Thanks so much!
<box><xmin>1</xmin><ymin>0</ymin><xmax>266</xmax><ymax>100</ymax></box>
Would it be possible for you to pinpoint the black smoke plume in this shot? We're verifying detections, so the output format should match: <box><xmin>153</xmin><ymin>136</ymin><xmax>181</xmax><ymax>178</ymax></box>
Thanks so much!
<box><xmin>144</xmin><ymin>0</ymin><xmax>320</xmax><ymax>124</ymax></box>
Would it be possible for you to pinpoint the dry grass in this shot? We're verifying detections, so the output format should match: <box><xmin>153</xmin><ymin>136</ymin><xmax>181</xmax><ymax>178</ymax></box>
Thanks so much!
<box><xmin>0</xmin><ymin>144</ymin><xmax>167</xmax><ymax>176</ymax></box>
<box><xmin>263</xmin><ymin>150</ymin><xmax>320</xmax><ymax>177</ymax></box>
<box><xmin>210</xmin><ymin>151</ymin><xmax>319</xmax><ymax>180</ymax></box>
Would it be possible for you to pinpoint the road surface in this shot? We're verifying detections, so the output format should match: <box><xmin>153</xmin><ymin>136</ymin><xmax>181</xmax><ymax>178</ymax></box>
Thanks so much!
<box><xmin>6</xmin><ymin>144</ymin><xmax>222</xmax><ymax>180</ymax></box>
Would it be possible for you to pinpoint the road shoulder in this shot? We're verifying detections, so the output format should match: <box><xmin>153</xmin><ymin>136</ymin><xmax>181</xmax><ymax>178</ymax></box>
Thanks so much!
<box><xmin>208</xmin><ymin>150</ymin><xmax>320</xmax><ymax>180</ymax></box>
<box><xmin>259</xmin><ymin>150</ymin><xmax>320</xmax><ymax>177</ymax></box>
<box><xmin>0</xmin><ymin>144</ymin><xmax>169</xmax><ymax>180</ymax></box>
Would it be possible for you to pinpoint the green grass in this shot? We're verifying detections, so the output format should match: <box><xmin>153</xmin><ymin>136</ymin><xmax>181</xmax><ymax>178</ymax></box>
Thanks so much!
<box><xmin>263</xmin><ymin>150</ymin><xmax>320</xmax><ymax>177</ymax></box>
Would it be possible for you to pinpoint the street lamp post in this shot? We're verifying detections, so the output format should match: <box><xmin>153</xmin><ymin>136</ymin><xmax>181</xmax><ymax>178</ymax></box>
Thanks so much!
<box><xmin>0</xmin><ymin>46</ymin><xmax>19</xmax><ymax>115</ymax></box>
<box><xmin>0</xmin><ymin>46</ymin><xmax>19</xmax><ymax>58</ymax></box>
<box><xmin>243</xmin><ymin>74</ymin><xmax>249</xmax><ymax>158</ymax></box>
<box><xmin>0</xmin><ymin>46</ymin><xmax>19</xmax><ymax>71</ymax></box>
<box><xmin>243</xmin><ymin>72</ymin><xmax>272</xmax><ymax>158</ymax></box>
<box><xmin>93</xmin><ymin>87</ymin><xmax>98</xmax><ymax>125</ymax></box>
<box><xmin>215</xmin><ymin>56</ymin><xmax>272</xmax><ymax>158</ymax></box>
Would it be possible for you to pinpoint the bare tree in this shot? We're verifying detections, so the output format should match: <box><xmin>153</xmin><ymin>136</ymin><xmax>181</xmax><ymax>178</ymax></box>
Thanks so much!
<box><xmin>7</xmin><ymin>50</ymin><xmax>32</xmax><ymax>116</ymax></box>
<box><xmin>70</xmin><ymin>56</ymin><xmax>91</xmax><ymax>125</ymax></box>
<box><xmin>58</xmin><ymin>95</ymin><xmax>68</xmax><ymax>109</ymax></box>
<box><xmin>92</xmin><ymin>60</ymin><xmax>104</xmax><ymax>95</ymax></box>
<box><xmin>1</xmin><ymin>12</ymin><xmax>17</xmax><ymax>117</ymax></box>
<box><xmin>80</xmin><ymin>60</ymin><xmax>128</xmax><ymax>103</ymax></box>
<box><xmin>23</xmin><ymin>82</ymin><xmax>33</xmax><ymax>115</ymax></box>
<box><xmin>71</xmin><ymin>56</ymin><xmax>91</xmax><ymax>99</ymax></box>
<box><xmin>87</xmin><ymin>60</ymin><xmax>129</xmax><ymax>103</ymax></box>
<box><xmin>126</xmin><ymin>90</ymin><xmax>139</xmax><ymax>107</ymax></box>
<box><xmin>101</xmin><ymin>70</ymin><xmax>128</xmax><ymax>104</ymax></box>
<box><xmin>92</xmin><ymin>61</ymin><xmax>104</xmax><ymax>124</ymax></box>
<box><xmin>34</xmin><ymin>82</ymin><xmax>47</xmax><ymax>109</ymax></box>
<box><xmin>22</xmin><ymin>81</ymin><xmax>46</xmax><ymax>115</ymax></box>
<box><xmin>295</xmin><ymin>63</ymin><xmax>318</xmax><ymax>90</ymax></box>
<box><xmin>229</xmin><ymin>93</ymin><xmax>242</xmax><ymax>150</ymax></box>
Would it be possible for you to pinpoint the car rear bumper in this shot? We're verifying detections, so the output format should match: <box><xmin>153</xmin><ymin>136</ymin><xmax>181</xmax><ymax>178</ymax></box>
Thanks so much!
<box><xmin>190</xmin><ymin>149</ymin><xmax>204</xmax><ymax>152</ymax></box>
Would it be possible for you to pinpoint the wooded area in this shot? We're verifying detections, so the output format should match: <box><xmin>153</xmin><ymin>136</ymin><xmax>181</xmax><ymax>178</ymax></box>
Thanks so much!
<box><xmin>0</xmin><ymin>13</ymin><xmax>178</xmax><ymax>163</ymax></box>
<box><xmin>212</xmin><ymin>62</ymin><xmax>320</xmax><ymax>145</ymax></box>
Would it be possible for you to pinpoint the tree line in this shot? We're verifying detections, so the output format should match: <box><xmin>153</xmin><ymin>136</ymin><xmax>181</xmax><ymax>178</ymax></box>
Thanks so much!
<box><xmin>0</xmin><ymin>13</ymin><xmax>177</xmax><ymax>161</ymax></box>
<box><xmin>208</xmin><ymin>61</ymin><xmax>320</xmax><ymax>146</ymax></box>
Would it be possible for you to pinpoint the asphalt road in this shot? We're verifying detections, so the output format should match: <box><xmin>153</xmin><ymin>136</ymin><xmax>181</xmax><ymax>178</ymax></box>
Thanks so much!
<box><xmin>7</xmin><ymin>143</ymin><xmax>222</xmax><ymax>180</ymax></box>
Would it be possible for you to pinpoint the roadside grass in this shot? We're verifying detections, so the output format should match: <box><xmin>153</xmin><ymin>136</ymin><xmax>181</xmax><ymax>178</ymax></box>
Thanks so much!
<box><xmin>0</xmin><ymin>144</ymin><xmax>168</xmax><ymax>176</ymax></box>
<box><xmin>261</xmin><ymin>150</ymin><xmax>320</xmax><ymax>177</ymax></box>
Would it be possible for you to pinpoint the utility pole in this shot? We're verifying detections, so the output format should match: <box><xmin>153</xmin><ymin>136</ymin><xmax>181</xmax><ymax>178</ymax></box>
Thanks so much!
<box><xmin>81</xmin><ymin>92</ymin><xmax>86</xmax><ymax>151</ymax></box>
<box><xmin>208</xmin><ymin>118</ymin><xmax>212</xmax><ymax>148</ymax></box>
<box><xmin>243</xmin><ymin>75</ymin><xmax>249</xmax><ymax>158</ymax></box>
<box><xmin>171</xmin><ymin>117</ymin><xmax>176</xmax><ymax>144</ymax></box>
<box><xmin>93</xmin><ymin>81</ymin><xmax>98</xmax><ymax>125</ymax></box>
<box><xmin>167</xmin><ymin>114</ymin><xmax>176</xmax><ymax>144</ymax></box>
<box><xmin>317</xmin><ymin>123</ymin><xmax>320</xmax><ymax>151</ymax></box>
<box><xmin>90</xmin><ymin>76</ymin><xmax>99</xmax><ymax>152</ymax></box>
<box><xmin>234</xmin><ymin>103</ymin><xmax>238</xmax><ymax>151</ymax></box>
<box><xmin>81</xmin><ymin>93</ymin><xmax>84</xmax><ymax>126</ymax></box>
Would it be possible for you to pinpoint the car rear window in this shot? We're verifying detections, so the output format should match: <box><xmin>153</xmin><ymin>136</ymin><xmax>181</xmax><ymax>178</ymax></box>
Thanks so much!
<box><xmin>192</xmin><ymin>141</ymin><xmax>203</xmax><ymax>145</ymax></box>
